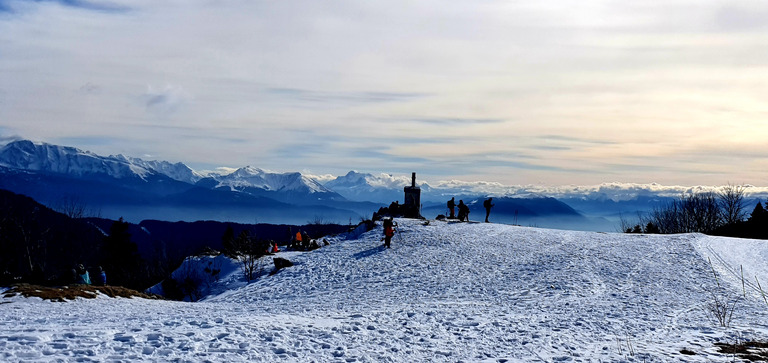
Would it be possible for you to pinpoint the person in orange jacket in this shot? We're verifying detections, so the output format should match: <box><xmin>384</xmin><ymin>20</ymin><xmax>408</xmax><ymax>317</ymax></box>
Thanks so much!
<box><xmin>383</xmin><ymin>218</ymin><xmax>395</xmax><ymax>248</ymax></box>
<box><xmin>271</xmin><ymin>242</ymin><xmax>279</xmax><ymax>253</ymax></box>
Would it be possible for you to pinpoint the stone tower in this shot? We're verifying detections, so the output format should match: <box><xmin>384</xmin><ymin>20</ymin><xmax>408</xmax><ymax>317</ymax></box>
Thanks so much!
<box><xmin>403</xmin><ymin>172</ymin><xmax>422</xmax><ymax>218</ymax></box>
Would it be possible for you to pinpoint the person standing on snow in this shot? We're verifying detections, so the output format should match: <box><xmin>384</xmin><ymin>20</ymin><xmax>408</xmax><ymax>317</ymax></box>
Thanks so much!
<box><xmin>293</xmin><ymin>231</ymin><xmax>303</xmax><ymax>250</ymax></box>
<box><xmin>447</xmin><ymin>197</ymin><xmax>456</xmax><ymax>219</ymax></box>
<box><xmin>484</xmin><ymin>197</ymin><xmax>495</xmax><ymax>223</ymax></box>
<box><xmin>383</xmin><ymin>218</ymin><xmax>395</xmax><ymax>248</ymax></box>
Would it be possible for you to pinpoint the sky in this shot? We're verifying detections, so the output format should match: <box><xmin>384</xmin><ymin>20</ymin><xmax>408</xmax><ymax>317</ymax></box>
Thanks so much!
<box><xmin>1</xmin><ymin>0</ymin><xmax>768</xmax><ymax>187</ymax></box>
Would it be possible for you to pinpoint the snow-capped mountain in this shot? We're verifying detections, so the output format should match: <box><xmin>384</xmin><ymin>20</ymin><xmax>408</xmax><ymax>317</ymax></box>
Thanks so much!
<box><xmin>0</xmin><ymin>140</ymin><xmax>345</xmax><ymax>205</ymax></box>
<box><xmin>198</xmin><ymin>166</ymin><xmax>346</xmax><ymax>205</ymax></box>
<box><xmin>323</xmin><ymin>171</ymin><xmax>429</xmax><ymax>203</ymax></box>
<box><xmin>112</xmin><ymin>154</ymin><xmax>204</xmax><ymax>184</ymax></box>
<box><xmin>0</xmin><ymin>140</ymin><xmax>360</xmax><ymax>224</ymax></box>
<box><xmin>0</xmin><ymin>140</ymin><xmax>157</xmax><ymax>180</ymax></box>
<box><xmin>214</xmin><ymin>166</ymin><xmax>330</xmax><ymax>194</ymax></box>
<box><xmin>0</xmin><ymin>140</ymin><xmax>618</xmax><ymax>230</ymax></box>
<box><xmin>8</xmin><ymin>138</ymin><xmax>759</xmax><ymax>231</ymax></box>
<box><xmin>0</xmin><ymin>140</ymin><xmax>209</xmax><ymax>186</ymax></box>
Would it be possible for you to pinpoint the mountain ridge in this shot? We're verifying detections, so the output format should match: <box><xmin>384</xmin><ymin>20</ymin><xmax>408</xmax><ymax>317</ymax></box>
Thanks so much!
<box><xmin>0</xmin><ymin>138</ymin><xmax>723</xmax><ymax>231</ymax></box>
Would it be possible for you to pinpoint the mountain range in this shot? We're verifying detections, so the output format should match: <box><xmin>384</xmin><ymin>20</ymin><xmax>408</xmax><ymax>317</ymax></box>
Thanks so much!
<box><xmin>0</xmin><ymin>139</ymin><xmax>740</xmax><ymax>231</ymax></box>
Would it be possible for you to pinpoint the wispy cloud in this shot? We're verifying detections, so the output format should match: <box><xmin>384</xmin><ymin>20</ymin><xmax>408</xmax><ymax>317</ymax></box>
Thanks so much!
<box><xmin>265</xmin><ymin>88</ymin><xmax>426</xmax><ymax>109</ymax></box>
<box><xmin>411</xmin><ymin>118</ymin><xmax>506</xmax><ymax>126</ymax></box>
<box><xmin>0</xmin><ymin>0</ymin><xmax>130</xmax><ymax>13</ymax></box>
<box><xmin>2</xmin><ymin>0</ymin><xmax>768</xmax><ymax>186</ymax></box>
<box><xmin>142</xmin><ymin>85</ymin><xmax>191</xmax><ymax>114</ymax></box>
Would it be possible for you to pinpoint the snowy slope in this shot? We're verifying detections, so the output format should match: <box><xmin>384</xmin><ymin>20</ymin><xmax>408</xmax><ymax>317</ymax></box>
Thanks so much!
<box><xmin>2</xmin><ymin>221</ymin><xmax>768</xmax><ymax>362</ymax></box>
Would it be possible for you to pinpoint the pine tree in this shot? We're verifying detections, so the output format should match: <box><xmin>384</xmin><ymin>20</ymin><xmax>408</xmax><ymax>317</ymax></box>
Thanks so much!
<box><xmin>749</xmin><ymin>201</ymin><xmax>766</xmax><ymax>223</ymax></box>
<box><xmin>645</xmin><ymin>222</ymin><xmax>660</xmax><ymax>234</ymax></box>
<box><xmin>222</xmin><ymin>225</ymin><xmax>236</xmax><ymax>257</ymax></box>
<box><xmin>100</xmin><ymin>218</ymin><xmax>143</xmax><ymax>289</ymax></box>
<box><xmin>747</xmin><ymin>201</ymin><xmax>768</xmax><ymax>239</ymax></box>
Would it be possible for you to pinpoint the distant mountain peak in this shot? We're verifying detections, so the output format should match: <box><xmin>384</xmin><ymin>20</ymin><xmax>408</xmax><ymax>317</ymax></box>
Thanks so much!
<box><xmin>204</xmin><ymin>166</ymin><xmax>334</xmax><ymax>196</ymax></box>
<box><xmin>111</xmin><ymin>154</ymin><xmax>203</xmax><ymax>184</ymax></box>
<box><xmin>0</xmin><ymin>140</ymin><xmax>155</xmax><ymax>180</ymax></box>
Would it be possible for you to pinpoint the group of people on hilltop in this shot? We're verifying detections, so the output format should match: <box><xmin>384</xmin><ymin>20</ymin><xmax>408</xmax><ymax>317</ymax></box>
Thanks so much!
<box><xmin>446</xmin><ymin>197</ymin><xmax>495</xmax><ymax>223</ymax></box>
<box><xmin>380</xmin><ymin>196</ymin><xmax>496</xmax><ymax>248</ymax></box>
<box><xmin>73</xmin><ymin>264</ymin><xmax>106</xmax><ymax>286</ymax></box>
<box><xmin>288</xmin><ymin>230</ymin><xmax>321</xmax><ymax>251</ymax></box>
<box><xmin>378</xmin><ymin>197</ymin><xmax>495</xmax><ymax>249</ymax></box>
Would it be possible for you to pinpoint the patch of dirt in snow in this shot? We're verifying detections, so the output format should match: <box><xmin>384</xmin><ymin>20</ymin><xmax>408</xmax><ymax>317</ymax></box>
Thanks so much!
<box><xmin>715</xmin><ymin>341</ymin><xmax>768</xmax><ymax>361</ymax></box>
<box><xmin>3</xmin><ymin>283</ymin><xmax>162</xmax><ymax>301</ymax></box>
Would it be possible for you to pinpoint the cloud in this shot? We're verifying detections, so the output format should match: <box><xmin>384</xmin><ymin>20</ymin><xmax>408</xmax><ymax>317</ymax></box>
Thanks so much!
<box><xmin>411</xmin><ymin>118</ymin><xmax>506</xmax><ymax>126</ymax></box>
<box><xmin>78</xmin><ymin>82</ymin><xmax>101</xmax><ymax>95</ymax></box>
<box><xmin>51</xmin><ymin>136</ymin><xmax>115</xmax><ymax>147</ymax></box>
<box><xmin>264</xmin><ymin>88</ymin><xmax>426</xmax><ymax>109</ymax></box>
<box><xmin>2</xmin><ymin>0</ymin><xmax>768</xmax><ymax>186</ymax></box>
<box><xmin>0</xmin><ymin>134</ymin><xmax>23</xmax><ymax>147</ymax></box>
<box><xmin>420</xmin><ymin>180</ymin><xmax>768</xmax><ymax>201</ymax></box>
<box><xmin>143</xmin><ymin>85</ymin><xmax>191</xmax><ymax>114</ymax></box>
<box><xmin>0</xmin><ymin>0</ymin><xmax>130</xmax><ymax>13</ymax></box>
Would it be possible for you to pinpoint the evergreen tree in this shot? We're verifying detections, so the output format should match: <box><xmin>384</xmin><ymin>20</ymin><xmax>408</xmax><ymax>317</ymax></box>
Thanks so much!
<box><xmin>222</xmin><ymin>225</ymin><xmax>236</xmax><ymax>257</ymax></box>
<box><xmin>645</xmin><ymin>222</ymin><xmax>660</xmax><ymax>234</ymax></box>
<box><xmin>746</xmin><ymin>201</ymin><xmax>768</xmax><ymax>239</ymax></box>
<box><xmin>749</xmin><ymin>201</ymin><xmax>766</xmax><ymax>223</ymax></box>
<box><xmin>100</xmin><ymin>218</ymin><xmax>143</xmax><ymax>289</ymax></box>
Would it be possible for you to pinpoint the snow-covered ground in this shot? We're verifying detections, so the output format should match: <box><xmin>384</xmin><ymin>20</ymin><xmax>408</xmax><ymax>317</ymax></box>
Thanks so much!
<box><xmin>2</xmin><ymin>219</ymin><xmax>768</xmax><ymax>362</ymax></box>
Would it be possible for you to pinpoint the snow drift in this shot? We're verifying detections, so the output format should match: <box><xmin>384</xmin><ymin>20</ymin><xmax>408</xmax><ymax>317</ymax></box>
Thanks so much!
<box><xmin>2</xmin><ymin>220</ymin><xmax>768</xmax><ymax>362</ymax></box>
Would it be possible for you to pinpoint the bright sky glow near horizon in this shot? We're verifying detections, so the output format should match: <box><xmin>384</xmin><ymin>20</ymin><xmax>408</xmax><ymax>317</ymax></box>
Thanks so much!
<box><xmin>1</xmin><ymin>0</ymin><xmax>768</xmax><ymax>187</ymax></box>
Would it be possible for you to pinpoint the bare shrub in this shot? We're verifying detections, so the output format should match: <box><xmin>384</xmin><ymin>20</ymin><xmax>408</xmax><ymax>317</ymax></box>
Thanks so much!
<box><xmin>231</xmin><ymin>230</ymin><xmax>269</xmax><ymax>282</ymax></box>
<box><xmin>705</xmin><ymin>289</ymin><xmax>738</xmax><ymax>328</ymax></box>
<box><xmin>704</xmin><ymin>257</ymin><xmax>739</xmax><ymax>328</ymax></box>
<box><xmin>719</xmin><ymin>183</ymin><xmax>748</xmax><ymax>226</ymax></box>
<box><xmin>645</xmin><ymin>192</ymin><xmax>722</xmax><ymax>234</ymax></box>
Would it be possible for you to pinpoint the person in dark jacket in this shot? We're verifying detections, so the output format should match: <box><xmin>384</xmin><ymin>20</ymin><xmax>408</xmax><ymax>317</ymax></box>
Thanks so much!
<box><xmin>447</xmin><ymin>197</ymin><xmax>456</xmax><ymax>219</ymax></box>
<box><xmin>484</xmin><ymin>197</ymin><xmax>494</xmax><ymax>223</ymax></box>
<box><xmin>95</xmin><ymin>266</ymin><xmax>107</xmax><ymax>286</ymax></box>
<box><xmin>457</xmin><ymin>200</ymin><xmax>470</xmax><ymax>222</ymax></box>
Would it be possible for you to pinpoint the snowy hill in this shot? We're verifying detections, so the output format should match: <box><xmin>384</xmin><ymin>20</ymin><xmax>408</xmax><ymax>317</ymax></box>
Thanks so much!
<box><xmin>3</xmin><ymin>221</ymin><xmax>768</xmax><ymax>361</ymax></box>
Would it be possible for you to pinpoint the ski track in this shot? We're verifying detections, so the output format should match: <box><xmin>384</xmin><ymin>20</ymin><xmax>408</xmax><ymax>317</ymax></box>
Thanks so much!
<box><xmin>2</xmin><ymin>219</ymin><xmax>768</xmax><ymax>362</ymax></box>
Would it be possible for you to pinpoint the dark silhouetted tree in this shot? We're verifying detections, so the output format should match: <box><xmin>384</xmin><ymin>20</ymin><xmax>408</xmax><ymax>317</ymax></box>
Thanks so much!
<box><xmin>100</xmin><ymin>218</ymin><xmax>143</xmax><ymax>289</ymax></box>
<box><xmin>718</xmin><ymin>184</ymin><xmax>747</xmax><ymax>226</ymax></box>
<box><xmin>642</xmin><ymin>192</ymin><xmax>721</xmax><ymax>234</ymax></box>
<box><xmin>221</xmin><ymin>225</ymin><xmax>236</xmax><ymax>257</ymax></box>
<box><xmin>749</xmin><ymin>201</ymin><xmax>766</xmax><ymax>224</ymax></box>
<box><xmin>745</xmin><ymin>201</ymin><xmax>768</xmax><ymax>238</ymax></box>
<box><xmin>645</xmin><ymin>222</ymin><xmax>660</xmax><ymax>234</ymax></box>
